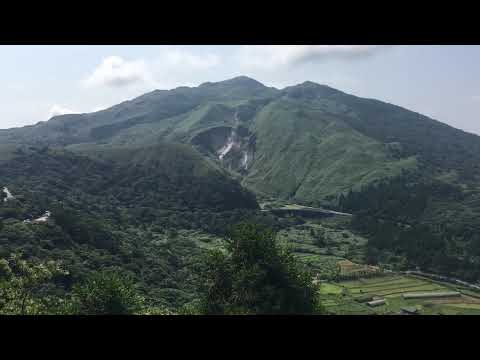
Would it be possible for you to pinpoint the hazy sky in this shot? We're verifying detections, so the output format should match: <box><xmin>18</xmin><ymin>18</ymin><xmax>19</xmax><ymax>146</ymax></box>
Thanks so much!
<box><xmin>1</xmin><ymin>45</ymin><xmax>479</xmax><ymax>134</ymax></box>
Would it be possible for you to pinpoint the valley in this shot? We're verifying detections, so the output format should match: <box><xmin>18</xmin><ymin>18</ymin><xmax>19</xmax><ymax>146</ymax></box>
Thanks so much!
<box><xmin>2</xmin><ymin>76</ymin><xmax>480</xmax><ymax>314</ymax></box>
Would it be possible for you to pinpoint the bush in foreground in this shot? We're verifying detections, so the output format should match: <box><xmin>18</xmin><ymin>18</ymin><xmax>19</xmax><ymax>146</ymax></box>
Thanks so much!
<box><xmin>70</xmin><ymin>270</ymin><xmax>144</xmax><ymax>315</ymax></box>
<box><xmin>198</xmin><ymin>223</ymin><xmax>322</xmax><ymax>315</ymax></box>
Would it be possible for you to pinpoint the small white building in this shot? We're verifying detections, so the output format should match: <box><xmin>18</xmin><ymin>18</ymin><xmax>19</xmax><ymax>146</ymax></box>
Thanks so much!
<box><xmin>33</xmin><ymin>211</ymin><xmax>51</xmax><ymax>223</ymax></box>
<box><xmin>24</xmin><ymin>211</ymin><xmax>52</xmax><ymax>224</ymax></box>
<box><xmin>367</xmin><ymin>299</ymin><xmax>386</xmax><ymax>307</ymax></box>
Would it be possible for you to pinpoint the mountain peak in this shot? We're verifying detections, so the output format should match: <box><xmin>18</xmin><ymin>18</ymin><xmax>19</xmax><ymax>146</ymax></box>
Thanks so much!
<box><xmin>299</xmin><ymin>80</ymin><xmax>320</xmax><ymax>86</ymax></box>
<box><xmin>283</xmin><ymin>81</ymin><xmax>343</xmax><ymax>99</ymax></box>
<box><xmin>295</xmin><ymin>81</ymin><xmax>339</xmax><ymax>92</ymax></box>
<box><xmin>200</xmin><ymin>76</ymin><xmax>265</xmax><ymax>88</ymax></box>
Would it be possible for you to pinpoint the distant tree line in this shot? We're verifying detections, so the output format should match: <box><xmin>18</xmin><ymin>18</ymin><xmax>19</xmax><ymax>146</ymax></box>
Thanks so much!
<box><xmin>340</xmin><ymin>172</ymin><xmax>480</xmax><ymax>281</ymax></box>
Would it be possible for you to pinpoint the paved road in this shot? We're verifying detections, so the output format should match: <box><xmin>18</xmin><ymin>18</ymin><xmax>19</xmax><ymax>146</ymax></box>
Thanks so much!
<box><xmin>262</xmin><ymin>204</ymin><xmax>352</xmax><ymax>217</ymax></box>
<box><xmin>404</xmin><ymin>270</ymin><xmax>480</xmax><ymax>291</ymax></box>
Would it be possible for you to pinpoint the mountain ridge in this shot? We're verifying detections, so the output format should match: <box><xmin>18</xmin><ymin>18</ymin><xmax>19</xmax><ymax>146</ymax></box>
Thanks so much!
<box><xmin>3</xmin><ymin>76</ymin><xmax>475</xmax><ymax>136</ymax></box>
<box><xmin>2</xmin><ymin>75</ymin><xmax>480</xmax><ymax>296</ymax></box>
<box><xmin>2</xmin><ymin>76</ymin><xmax>480</xmax><ymax>201</ymax></box>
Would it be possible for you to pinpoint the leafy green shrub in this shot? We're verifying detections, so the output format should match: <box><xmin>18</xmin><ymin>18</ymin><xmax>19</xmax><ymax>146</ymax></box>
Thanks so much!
<box><xmin>198</xmin><ymin>223</ymin><xmax>322</xmax><ymax>315</ymax></box>
<box><xmin>70</xmin><ymin>270</ymin><xmax>144</xmax><ymax>315</ymax></box>
<box><xmin>0</xmin><ymin>254</ymin><xmax>67</xmax><ymax>315</ymax></box>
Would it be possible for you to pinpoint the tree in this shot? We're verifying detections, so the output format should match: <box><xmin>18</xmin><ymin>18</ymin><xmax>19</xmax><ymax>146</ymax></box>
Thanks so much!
<box><xmin>0</xmin><ymin>254</ymin><xmax>67</xmax><ymax>315</ymax></box>
<box><xmin>314</xmin><ymin>228</ymin><xmax>327</xmax><ymax>248</ymax></box>
<box><xmin>365</xmin><ymin>246</ymin><xmax>380</xmax><ymax>265</ymax></box>
<box><xmin>70</xmin><ymin>270</ymin><xmax>144</xmax><ymax>315</ymax></box>
<box><xmin>198</xmin><ymin>223</ymin><xmax>322</xmax><ymax>315</ymax></box>
<box><xmin>52</xmin><ymin>207</ymin><xmax>118</xmax><ymax>251</ymax></box>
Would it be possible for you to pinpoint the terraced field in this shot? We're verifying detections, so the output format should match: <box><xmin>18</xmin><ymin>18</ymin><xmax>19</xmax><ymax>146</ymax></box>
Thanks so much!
<box><xmin>345</xmin><ymin>276</ymin><xmax>447</xmax><ymax>298</ymax></box>
<box><xmin>320</xmin><ymin>275</ymin><xmax>480</xmax><ymax>315</ymax></box>
<box><xmin>276</xmin><ymin>217</ymin><xmax>369</xmax><ymax>279</ymax></box>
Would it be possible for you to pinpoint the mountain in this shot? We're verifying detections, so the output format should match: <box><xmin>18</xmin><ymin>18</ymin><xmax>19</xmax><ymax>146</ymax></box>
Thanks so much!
<box><xmin>3</xmin><ymin>76</ymin><xmax>478</xmax><ymax>202</ymax></box>
<box><xmin>0</xmin><ymin>77</ymin><xmax>415</xmax><ymax>204</ymax></box>
<box><xmin>0</xmin><ymin>76</ymin><xmax>277</xmax><ymax>146</ymax></box>
<box><xmin>2</xmin><ymin>75</ymin><xmax>480</xmax><ymax>281</ymax></box>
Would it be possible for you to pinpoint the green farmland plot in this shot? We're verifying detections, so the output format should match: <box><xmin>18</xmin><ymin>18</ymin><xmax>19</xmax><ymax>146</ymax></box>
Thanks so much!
<box><xmin>276</xmin><ymin>220</ymin><xmax>480</xmax><ymax>315</ymax></box>
<box><xmin>419</xmin><ymin>303</ymin><xmax>480</xmax><ymax>315</ymax></box>
<box><xmin>295</xmin><ymin>253</ymin><xmax>342</xmax><ymax>280</ymax></box>
<box><xmin>319</xmin><ymin>283</ymin><xmax>344</xmax><ymax>295</ymax></box>
<box><xmin>275</xmin><ymin>217</ymin><xmax>371</xmax><ymax>281</ymax></box>
<box><xmin>328</xmin><ymin>300</ymin><xmax>376</xmax><ymax>315</ymax></box>
<box><xmin>320</xmin><ymin>275</ymin><xmax>480</xmax><ymax>315</ymax></box>
<box><xmin>347</xmin><ymin>280</ymin><xmax>447</xmax><ymax>299</ymax></box>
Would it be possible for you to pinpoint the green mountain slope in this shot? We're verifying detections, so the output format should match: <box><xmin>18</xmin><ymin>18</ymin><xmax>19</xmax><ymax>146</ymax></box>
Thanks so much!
<box><xmin>0</xmin><ymin>143</ymin><xmax>258</xmax><ymax>214</ymax></box>
<box><xmin>0</xmin><ymin>76</ymin><xmax>277</xmax><ymax>147</ymax></box>
<box><xmin>243</xmin><ymin>95</ymin><xmax>417</xmax><ymax>204</ymax></box>
<box><xmin>2</xmin><ymin>76</ymin><xmax>480</xmax><ymax>208</ymax></box>
<box><xmin>3</xmin><ymin>76</ymin><xmax>480</xmax><ymax>282</ymax></box>
<box><xmin>0</xmin><ymin>143</ymin><xmax>263</xmax><ymax>308</ymax></box>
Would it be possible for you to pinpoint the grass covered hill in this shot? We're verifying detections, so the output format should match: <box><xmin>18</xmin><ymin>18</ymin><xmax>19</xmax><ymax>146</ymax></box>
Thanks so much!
<box><xmin>3</xmin><ymin>76</ymin><xmax>480</xmax><ymax>283</ymax></box>
<box><xmin>0</xmin><ymin>77</ymin><xmax>418</xmax><ymax>206</ymax></box>
<box><xmin>4</xmin><ymin>76</ymin><xmax>478</xmax><ymax>207</ymax></box>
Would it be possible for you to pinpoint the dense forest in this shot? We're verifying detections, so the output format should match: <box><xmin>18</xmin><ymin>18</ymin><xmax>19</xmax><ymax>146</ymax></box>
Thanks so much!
<box><xmin>3</xmin><ymin>76</ymin><xmax>480</xmax><ymax>314</ymax></box>
<box><xmin>340</xmin><ymin>171</ymin><xmax>480</xmax><ymax>281</ymax></box>
<box><xmin>0</xmin><ymin>222</ymin><xmax>321</xmax><ymax>315</ymax></box>
<box><xmin>0</xmin><ymin>146</ymin><xmax>311</xmax><ymax>313</ymax></box>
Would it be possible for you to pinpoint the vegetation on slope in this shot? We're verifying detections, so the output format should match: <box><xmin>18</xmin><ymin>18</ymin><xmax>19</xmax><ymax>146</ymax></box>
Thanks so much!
<box><xmin>3</xmin><ymin>76</ymin><xmax>480</xmax><ymax>311</ymax></box>
<box><xmin>0</xmin><ymin>144</ymin><xmax>268</xmax><ymax>309</ymax></box>
<box><xmin>243</xmin><ymin>96</ymin><xmax>417</xmax><ymax>205</ymax></box>
<box><xmin>340</xmin><ymin>173</ymin><xmax>480</xmax><ymax>281</ymax></box>
<box><xmin>0</xmin><ymin>223</ymin><xmax>321</xmax><ymax>315</ymax></box>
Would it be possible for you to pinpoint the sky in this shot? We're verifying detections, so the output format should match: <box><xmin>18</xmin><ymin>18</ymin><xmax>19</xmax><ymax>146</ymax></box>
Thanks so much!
<box><xmin>0</xmin><ymin>45</ymin><xmax>479</xmax><ymax>134</ymax></box>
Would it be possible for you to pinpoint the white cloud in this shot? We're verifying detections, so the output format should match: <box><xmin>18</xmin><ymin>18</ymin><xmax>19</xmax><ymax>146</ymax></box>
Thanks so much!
<box><xmin>83</xmin><ymin>50</ymin><xmax>221</xmax><ymax>90</ymax></box>
<box><xmin>83</xmin><ymin>56</ymin><xmax>150</xmax><ymax>88</ymax></box>
<box><xmin>238</xmin><ymin>45</ymin><xmax>389</xmax><ymax>70</ymax></box>
<box><xmin>147</xmin><ymin>48</ymin><xmax>221</xmax><ymax>89</ymax></box>
<box><xmin>471</xmin><ymin>95</ymin><xmax>480</xmax><ymax>102</ymax></box>
<box><xmin>47</xmin><ymin>104</ymin><xmax>77</xmax><ymax>119</ymax></box>
<box><xmin>160</xmin><ymin>48</ymin><xmax>220</xmax><ymax>70</ymax></box>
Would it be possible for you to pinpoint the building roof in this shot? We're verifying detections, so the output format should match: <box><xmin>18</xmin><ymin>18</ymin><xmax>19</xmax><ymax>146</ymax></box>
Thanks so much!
<box><xmin>401</xmin><ymin>306</ymin><xmax>418</xmax><ymax>314</ymax></box>
<box><xmin>337</xmin><ymin>260</ymin><xmax>355</xmax><ymax>267</ymax></box>
<box><xmin>367</xmin><ymin>299</ymin><xmax>385</xmax><ymax>307</ymax></box>
<box><xmin>402</xmin><ymin>291</ymin><xmax>461</xmax><ymax>299</ymax></box>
